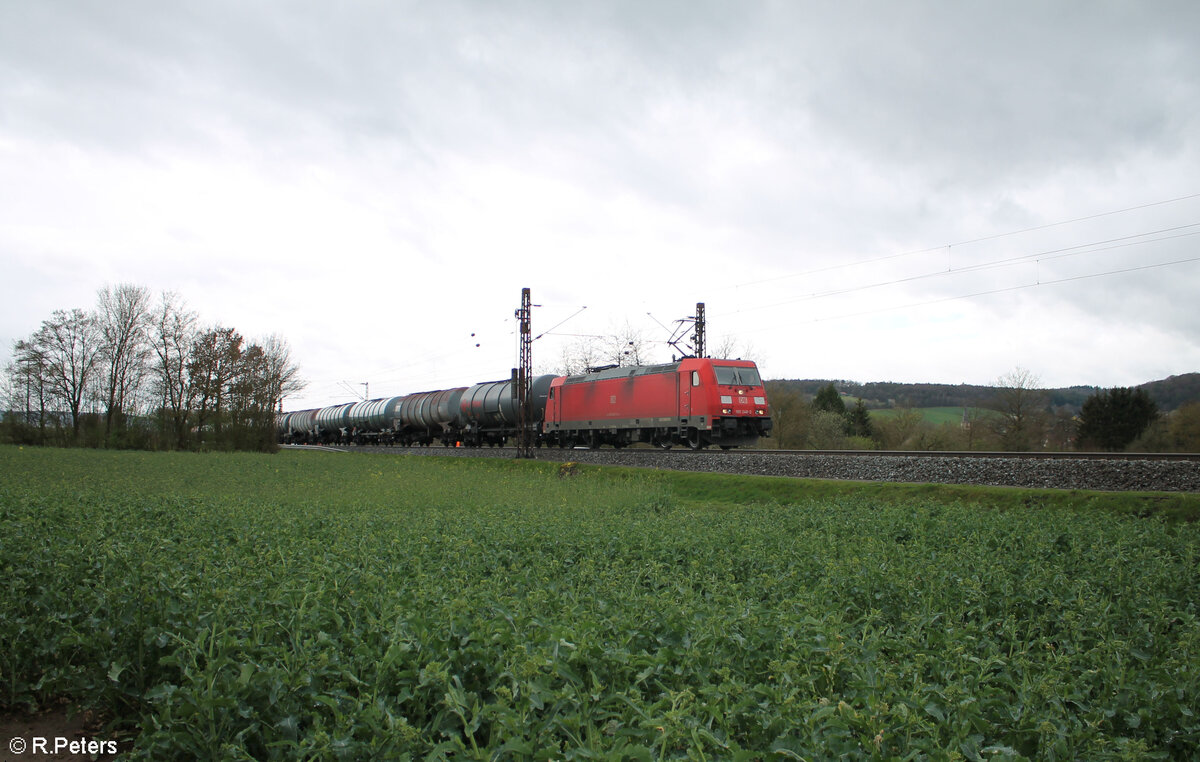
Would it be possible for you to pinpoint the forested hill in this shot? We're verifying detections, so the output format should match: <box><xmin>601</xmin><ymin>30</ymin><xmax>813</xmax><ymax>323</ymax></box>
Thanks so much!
<box><xmin>769</xmin><ymin>373</ymin><xmax>1200</xmax><ymax>413</ymax></box>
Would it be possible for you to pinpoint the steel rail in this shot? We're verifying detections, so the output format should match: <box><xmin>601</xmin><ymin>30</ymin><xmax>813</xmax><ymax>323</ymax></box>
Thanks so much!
<box><xmin>312</xmin><ymin>443</ymin><xmax>1200</xmax><ymax>461</ymax></box>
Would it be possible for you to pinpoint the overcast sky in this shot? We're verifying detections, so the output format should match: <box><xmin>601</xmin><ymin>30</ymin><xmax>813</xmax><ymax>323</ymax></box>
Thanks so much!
<box><xmin>3</xmin><ymin>1</ymin><xmax>1198</xmax><ymax>410</ymax></box>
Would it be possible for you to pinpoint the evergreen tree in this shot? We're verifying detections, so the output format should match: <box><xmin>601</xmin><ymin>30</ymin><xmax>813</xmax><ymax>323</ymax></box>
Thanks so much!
<box><xmin>812</xmin><ymin>383</ymin><xmax>846</xmax><ymax>415</ymax></box>
<box><xmin>1077</xmin><ymin>387</ymin><xmax>1159</xmax><ymax>451</ymax></box>
<box><xmin>847</xmin><ymin>397</ymin><xmax>873</xmax><ymax>438</ymax></box>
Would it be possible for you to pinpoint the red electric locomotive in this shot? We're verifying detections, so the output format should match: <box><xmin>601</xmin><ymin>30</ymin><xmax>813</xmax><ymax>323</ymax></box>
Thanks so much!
<box><xmin>542</xmin><ymin>358</ymin><xmax>771</xmax><ymax>449</ymax></box>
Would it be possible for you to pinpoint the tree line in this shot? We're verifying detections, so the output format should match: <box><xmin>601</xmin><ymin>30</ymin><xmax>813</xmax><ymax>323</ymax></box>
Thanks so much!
<box><xmin>780</xmin><ymin>373</ymin><xmax>1200</xmax><ymax>417</ymax></box>
<box><xmin>2</xmin><ymin>284</ymin><xmax>304</xmax><ymax>451</ymax></box>
<box><xmin>766</xmin><ymin>367</ymin><xmax>1200</xmax><ymax>452</ymax></box>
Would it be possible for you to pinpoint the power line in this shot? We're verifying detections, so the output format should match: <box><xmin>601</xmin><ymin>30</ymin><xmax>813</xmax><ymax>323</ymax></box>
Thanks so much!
<box><xmin>937</xmin><ymin>192</ymin><xmax>1200</xmax><ymax>248</ymax></box>
<box><xmin>730</xmin><ymin>191</ymin><xmax>1200</xmax><ymax>290</ymax></box>
<box><xmin>794</xmin><ymin>255</ymin><xmax>1200</xmax><ymax>327</ymax></box>
<box><xmin>719</xmin><ymin>223</ymin><xmax>1200</xmax><ymax>316</ymax></box>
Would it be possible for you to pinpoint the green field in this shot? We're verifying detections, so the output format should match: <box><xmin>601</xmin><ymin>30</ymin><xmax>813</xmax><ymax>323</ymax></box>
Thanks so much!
<box><xmin>1</xmin><ymin>446</ymin><xmax>1198</xmax><ymax>759</ymax></box>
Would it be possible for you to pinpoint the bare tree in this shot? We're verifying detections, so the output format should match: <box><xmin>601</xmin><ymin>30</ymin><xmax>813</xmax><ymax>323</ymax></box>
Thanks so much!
<box><xmin>558</xmin><ymin>337</ymin><xmax>605</xmax><ymax>375</ymax></box>
<box><xmin>875</xmin><ymin>406</ymin><xmax>927</xmax><ymax>449</ymax></box>
<box><xmin>34</xmin><ymin>309</ymin><xmax>102</xmax><ymax>439</ymax></box>
<box><xmin>7</xmin><ymin>284</ymin><xmax>303</xmax><ymax>452</ymax></box>
<box><xmin>188</xmin><ymin>326</ymin><xmax>244</xmax><ymax>439</ymax></box>
<box><xmin>5</xmin><ymin>340</ymin><xmax>53</xmax><ymax>442</ymax></box>
<box><xmin>257</xmin><ymin>334</ymin><xmax>305</xmax><ymax>413</ymax></box>
<box><xmin>603</xmin><ymin>320</ymin><xmax>653</xmax><ymax>367</ymax></box>
<box><xmin>988</xmin><ymin>366</ymin><xmax>1049</xmax><ymax>451</ymax></box>
<box><xmin>709</xmin><ymin>334</ymin><xmax>761</xmax><ymax>361</ymax></box>
<box><xmin>184</xmin><ymin>331</ymin><xmax>302</xmax><ymax>450</ymax></box>
<box><xmin>228</xmin><ymin>341</ymin><xmax>267</xmax><ymax>431</ymax></box>
<box><xmin>555</xmin><ymin>321</ymin><xmax>661</xmax><ymax>376</ymax></box>
<box><xmin>961</xmin><ymin>405</ymin><xmax>993</xmax><ymax>450</ymax></box>
<box><xmin>150</xmin><ymin>291</ymin><xmax>198</xmax><ymax>448</ymax></box>
<box><xmin>761</xmin><ymin>382</ymin><xmax>809</xmax><ymax>449</ymax></box>
<box><xmin>95</xmin><ymin>283</ymin><xmax>153</xmax><ymax>436</ymax></box>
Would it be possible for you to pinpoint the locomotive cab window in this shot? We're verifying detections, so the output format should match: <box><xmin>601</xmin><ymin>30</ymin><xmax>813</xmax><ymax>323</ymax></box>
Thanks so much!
<box><xmin>714</xmin><ymin>366</ymin><xmax>762</xmax><ymax>386</ymax></box>
<box><xmin>692</xmin><ymin>371</ymin><xmax>701</xmax><ymax>387</ymax></box>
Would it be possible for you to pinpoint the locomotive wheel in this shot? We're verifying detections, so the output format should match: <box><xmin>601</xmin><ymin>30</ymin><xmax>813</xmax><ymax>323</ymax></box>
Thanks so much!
<box><xmin>686</xmin><ymin>429</ymin><xmax>704</xmax><ymax>450</ymax></box>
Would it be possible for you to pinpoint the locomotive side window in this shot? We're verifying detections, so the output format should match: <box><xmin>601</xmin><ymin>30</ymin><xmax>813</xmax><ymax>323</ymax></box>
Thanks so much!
<box><xmin>692</xmin><ymin>371</ymin><xmax>701</xmax><ymax>387</ymax></box>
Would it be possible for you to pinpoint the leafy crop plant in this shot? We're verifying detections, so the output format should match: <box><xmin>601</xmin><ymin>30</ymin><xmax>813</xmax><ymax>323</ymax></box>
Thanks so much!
<box><xmin>1</xmin><ymin>445</ymin><xmax>1197</xmax><ymax>759</ymax></box>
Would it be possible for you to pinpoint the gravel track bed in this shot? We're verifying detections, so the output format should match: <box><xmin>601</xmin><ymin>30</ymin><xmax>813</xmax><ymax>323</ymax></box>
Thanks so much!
<box><xmin>339</xmin><ymin>446</ymin><xmax>1200</xmax><ymax>492</ymax></box>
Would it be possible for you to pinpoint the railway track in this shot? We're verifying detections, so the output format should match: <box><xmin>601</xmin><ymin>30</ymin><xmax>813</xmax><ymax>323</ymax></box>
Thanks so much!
<box><xmin>654</xmin><ymin>448</ymin><xmax>1200</xmax><ymax>461</ymax></box>
<box><xmin>286</xmin><ymin>444</ymin><xmax>1200</xmax><ymax>492</ymax></box>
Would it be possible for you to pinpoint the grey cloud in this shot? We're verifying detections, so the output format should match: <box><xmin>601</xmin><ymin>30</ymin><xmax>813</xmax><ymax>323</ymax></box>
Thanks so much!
<box><xmin>2</xmin><ymin>1</ymin><xmax>1197</xmax><ymax>391</ymax></box>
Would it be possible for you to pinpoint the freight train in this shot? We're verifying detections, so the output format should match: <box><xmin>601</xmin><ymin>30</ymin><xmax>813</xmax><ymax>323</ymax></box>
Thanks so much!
<box><xmin>278</xmin><ymin>357</ymin><xmax>772</xmax><ymax>450</ymax></box>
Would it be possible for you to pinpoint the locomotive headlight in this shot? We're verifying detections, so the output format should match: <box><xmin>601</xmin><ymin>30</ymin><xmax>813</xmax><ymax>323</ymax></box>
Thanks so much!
<box><xmin>756</xmin><ymin>409</ymin><xmax>765</xmax><ymax>415</ymax></box>
<box><xmin>722</xmin><ymin>408</ymin><xmax>732</xmax><ymax>414</ymax></box>
<box><xmin>720</xmin><ymin>395</ymin><xmax>733</xmax><ymax>404</ymax></box>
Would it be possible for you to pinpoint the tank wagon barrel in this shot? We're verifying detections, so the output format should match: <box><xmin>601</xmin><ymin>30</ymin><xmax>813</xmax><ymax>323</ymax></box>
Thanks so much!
<box><xmin>339</xmin><ymin>396</ymin><xmax>405</xmax><ymax>445</ymax></box>
<box><xmin>398</xmin><ymin>387</ymin><xmax>466</xmax><ymax>446</ymax></box>
<box><xmin>288</xmin><ymin>410</ymin><xmax>316</xmax><ymax>434</ymax></box>
<box><xmin>456</xmin><ymin>375</ymin><xmax>555</xmax><ymax>446</ymax></box>
<box><xmin>311</xmin><ymin>402</ymin><xmax>354</xmax><ymax>443</ymax></box>
<box><xmin>347</xmin><ymin>396</ymin><xmax>404</xmax><ymax>430</ymax></box>
<box><xmin>275</xmin><ymin>409</ymin><xmax>319</xmax><ymax>444</ymax></box>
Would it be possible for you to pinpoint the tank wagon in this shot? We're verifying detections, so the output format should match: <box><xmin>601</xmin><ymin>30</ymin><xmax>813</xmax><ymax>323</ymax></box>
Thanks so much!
<box><xmin>458</xmin><ymin>375</ymin><xmax>556</xmax><ymax>446</ymax></box>
<box><xmin>279</xmin><ymin>359</ymin><xmax>770</xmax><ymax>450</ymax></box>
<box><xmin>398</xmin><ymin>388</ymin><xmax>465</xmax><ymax>446</ymax></box>
<box><xmin>277</xmin><ymin>409</ymin><xmax>316</xmax><ymax>441</ymax></box>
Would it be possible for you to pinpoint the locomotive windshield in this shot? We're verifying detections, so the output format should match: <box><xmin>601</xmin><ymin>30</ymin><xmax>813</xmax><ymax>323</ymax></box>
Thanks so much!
<box><xmin>713</xmin><ymin>365</ymin><xmax>762</xmax><ymax>386</ymax></box>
